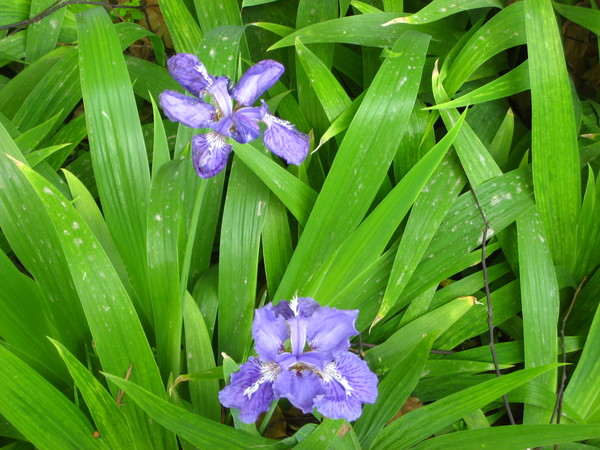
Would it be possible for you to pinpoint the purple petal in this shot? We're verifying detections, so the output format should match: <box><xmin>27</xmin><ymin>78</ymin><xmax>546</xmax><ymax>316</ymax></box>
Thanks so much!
<box><xmin>252</xmin><ymin>303</ymin><xmax>288</xmax><ymax>362</ymax></box>
<box><xmin>218</xmin><ymin>357</ymin><xmax>279</xmax><ymax>424</ymax></box>
<box><xmin>273</xmin><ymin>297</ymin><xmax>320</xmax><ymax>320</ymax></box>
<box><xmin>262</xmin><ymin>114</ymin><xmax>310</xmax><ymax>165</ymax></box>
<box><xmin>273</xmin><ymin>368</ymin><xmax>325</xmax><ymax>414</ymax></box>
<box><xmin>167</xmin><ymin>53</ymin><xmax>212</xmax><ymax>96</ymax></box>
<box><xmin>232</xmin><ymin>60</ymin><xmax>284</xmax><ymax>106</ymax></box>
<box><xmin>207</xmin><ymin>76</ymin><xmax>232</xmax><ymax>118</ymax></box>
<box><xmin>313</xmin><ymin>353</ymin><xmax>378</xmax><ymax>421</ymax></box>
<box><xmin>192</xmin><ymin>132</ymin><xmax>232</xmax><ymax>178</ymax></box>
<box><xmin>230</xmin><ymin>107</ymin><xmax>264</xmax><ymax>144</ymax></box>
<box><xmin>287</xmin><ymin>316</ymin><xmax>308</xmax><ymax>357</ymax></box>
<box><xmin>306</xmin><ymin>307</ymin><xmax>358</xmax><ymax>359</ymax></box>
<box><xmin>159</xmin><ymin>90</ymin><xmax>215</xmax><ymax>129</ymax></box>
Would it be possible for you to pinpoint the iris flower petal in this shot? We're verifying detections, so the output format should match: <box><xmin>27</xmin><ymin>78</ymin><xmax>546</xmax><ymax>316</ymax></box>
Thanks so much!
<box><xmin>252</xmin><ymin>304</ymin><xmax>288</xmax><ymax>362</ymax></box>
<box><xmin>231</xmin><ymin>107</ymin><xmax>263</xmax><ymax>143</ymax></box>
<box><xmin>273</xmin><ymin>369</ymin><xmax>325</xmax><ymax>414</ymax></box>
<box><xmin>218</xmin><ymin>357</ymin><xmax>279</xmax><ymax>424</ymax></box>
<box><xmin>192</xmin><ymin>132</ymin><xmax>232</xmax><ymax>178</ymax></box>
<box><xmin>159</xmin><ymin>90</ymin><xmax>215</xmax><ymax>129</ymax></box>
<box><xmin>314</xmin><ymin>353</ymin><xmax>378</xmax><ymax>421</ymax></box>
<box><xmin>307</xmin><ymin>307</ymin><xmax>358</xmax><ymax>359</ymax></box>
<box><xmin>167</xmin><ymin>53</ymin><xmax>212</xmax><ymax>96</ymax></box>
<box><xmin>262</xmin><ymin>114</ymin><xmax>309</xmax><ymax>165</ymax></box>
<box><xmin>232</xmin><ymin>60</ymin><xmax>284</xmax><ymax>106</ymax></box>
<box><xmin>207</xmin><ymin>76</ymin><xmax>233</xmax><ymax>118</ymax></box>
<box><xmin>273</xmin><ymin>297</ymin><xmax>320</xmax><ymax>319</ymax></box>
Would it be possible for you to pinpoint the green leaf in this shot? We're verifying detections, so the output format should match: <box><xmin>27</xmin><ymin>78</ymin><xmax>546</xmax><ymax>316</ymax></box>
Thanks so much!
<box><xmin>262</xmin><ymin>193</ymin><xmax>294</xmax><ymax>296</ymax></box>
<box><xmin>355</xmin><ymin>336</ymin><xmax>435</xmax><ymax>448</ymax></box>
<box><xmin>374</xmin><ymin>114</ymin><xmax>466</xmax><ymax>321</ymax></box>
<box><xmin>315</xmin><ymin>109</ymin><xmax>464</xmax><ymax>306</ymax></box>
<box><xmin>295</xmin><ymin>419</ymin><xmax>354</xmax><ymax>450</ymax></box>
<box><xmin>365</xmin><ymin>296</ymin><xmax>477</xmax><ymax>373</ymax></box>
<box><xmin>270</xmin><ymin>13</ymin><xmax>461</xmax><ymax>55</ymax></box>
<box><xmin>517</xmin><ymin>209</ymin><xmax>559</xmax><ymax>423</ymax></box>
<box><xmin>553</xmin><ymin>2</ymin><xmax>600</xmax><ymax>35</ymax></box>
<box><xmin>159</xmin><ymin>0</ymin><xmax>204</xmax><ymax>53</ymax></box>
<box><xmin>275</xmin><ymin>31</ymin><xmax>430</xmax><ymax>301</ymax></box>
<box><xmin>564</xmin><ymin>295</ymin><xmax>600</xmax><ymax>421</ymax></box>
<box><xmin>373</xmin><ymin>364</ymin><xmax>561</xmax><ymax>448</ymax></box>
<box><xmin>77</xmin><ymin>7</ymin><xmax>152</xmax><ymax>320</ymax></box>
<box><xmin>0</xmin><ymin>345</ymin><xmax>105</xmax><ymax>450</ymax></box>
<box><xmin>14</xmin><ymin>160</ymin><xmax>175</xmax><ymax>449</ymax></box>
<box><xmin>0</xmin><ymin>124</ymin><xmax>90</xmax><ymax>355</ymax></box>
<box><xmin>413</xmin><ymin>424</ymin><xmax>600</xmax><ymax>449</ymax></box>
<box><xmin>147</xmin><ymin>156</ymin><xmax>189</xmax><ymax>378</ymax></box>
<box><xmin>183</xmin><ymin>293</ymin><xmax>220</xmax><ymax>422</ymax></box>
<box><xmin>194</xmin><ymin>0</ymin><xmax>242</xmax><ymax>32</ymax></box>
<box><xmin>525</xmin><ymin>0</ymin><xmax>581</xmax><ymax>269</ymax></box>
<box><xmin>294</xmin><ymin>37</ymin><xmax>351</xmax><ymax>122</ymax></box>
<box><xmin>103</xmin><ymin>373</ymin><xmax>274</xmax><ymax>448</ymax></box>
<box><xmin>0</xmin><ymin>249</ymin><xmax>67</xmax><ymax>385</ymax></box>
<box><xmin>25</xmin><ymin>0</ymin><xmax>66</xmax><ymax>62</ymax></box>
<box><xmin>397</xmin><ymin>0</ymin><xmax>503</xmax><ymax>25</ymax></box>
<box><xmin>218</xmin><ymin>158</ymin><xmax>270</xmax><ymax>361</ymax></box>
<box><xmin>443</xmin><ymin>1</ymin><xmax>526</xmax><ymax>96</ymax></box>
<box><xmin>231</xmin><ymin>141</ymin><xmax>317</xmax><ymax>225</ymax></box>
<box><xmin>428</xmin><ymin>62</ymin><xmax>529</xmax><ymax>110</ymax></box>
<box><xmin>50</xmin><ymin>339</ymin><xmax>135</xmax><ymax>449</ymax></box>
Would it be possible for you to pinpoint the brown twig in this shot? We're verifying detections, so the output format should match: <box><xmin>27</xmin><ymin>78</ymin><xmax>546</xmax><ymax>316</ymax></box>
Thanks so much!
<box><xmin>551</xmin><ymin>276</ymin><xmax>587</xmax><ymax>427</ymax></box>
<box><xmin>470</xmin><ymin>184</ymin><xmax>516</xmax><ymax>425</ymax></box>
<box><xmin>0</xmin><ymin>1</ymin><xmax>149</xmax><ymax>33</ymax></box>
<box><xmin>115</xmin><ymin>363</ymin><xmax>133</xmax><ymax>407</ymax></box>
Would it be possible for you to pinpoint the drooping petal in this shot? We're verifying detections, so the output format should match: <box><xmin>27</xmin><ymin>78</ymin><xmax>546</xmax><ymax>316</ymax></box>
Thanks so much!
<box><xmin>273</xmin><ymin>367</ymin><xmax>325</xmax><ymax>414</ymax></box>
<box><xmin>167</xmin><ymin>53</ymin><xmax>212</xmax><ymax>96</ymax></box>
<box><xmin>262</xmin><ymin>114</ymin><xmax>309</xmax><ymax>165</ymax></box>
<box><xmin>230</xmin><ymin>106</ymin><xmax>263</xmax><ymax>144</ymax></box>
<box><xmin>192</xmin><ymin>132</ymin><xmax>232</xmax><ymax>178</ymax></box>
<box><xmin>232</xmin><ymin>60</ymin><xmax>284</xmax><ymax>106</ymax></box>
<box><xmin>306</xmin><ymin>307</ymin><xmax>358</xmax><ymax>359</ymax></box>
<box><xmin>313</xmin><ymin>353</ymin><xmax>378</xmax><ymax>421</ymax></box>
<box><xmin>159</xmin><ymin>90</ymin><xmax>215</xmax><ymax>129</ymax></box>
<box><xmin>273</xmin><ymin>297</ymin><xmax>320</xmax><ymax>320</ymax></box>
<box><xmin>252</xmin><ymin>303</ymin><xmax>288</xmax><ymax>362</ymax></box>
<box><xmin>207</xmin><ymin>76</ymin><xmax>233</xmax><ymax>118</ymax></box>
<box><xmin>218</xmin><ymin>357</ymin><xmax>280</xmax><ymax>424</ymax></box>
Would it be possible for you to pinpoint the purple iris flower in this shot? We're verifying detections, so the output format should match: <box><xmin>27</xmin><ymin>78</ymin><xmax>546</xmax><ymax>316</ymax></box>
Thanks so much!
<box><xmin>218</xmin><ymin>297</ymin><xmax>378</xmax><ymax>424</ymax></box>
<box><xmin>159</xmin><ymin>53</ymin><xmax>310</xmax><ymax>178</ymax></box>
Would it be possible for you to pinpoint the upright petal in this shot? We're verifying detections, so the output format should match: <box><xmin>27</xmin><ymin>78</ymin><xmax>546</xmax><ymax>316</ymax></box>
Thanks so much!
<box><xmin>159</xmin><ymin>90</ymin><xmax>215</xmax><ymax>129</ymax></box>
<box><xmin>219</xmin><ymin>357</ymin><xmax>279</xmax><ymax>424</ymax></box>
<box><xmin>313</xmin><ymin>353</ymin><xmax>378</xmax><ymax>421</ymax></box>
<box><xmin>273</xmin><ymin>297</ymin><xmax>320</xmax><ymax>319</ymax></box>
<box><xmin>167</xmin><ymin>53</ymin><xmax>213</xmax><ymax>96</ymax></box>
<box><xmin>273</xmin><ymin>368</ymin><xmax>325</xmax><ymax>414</ymax></box>
<box><xmin>192</xmin><ymin>132</ymin><xmax>232</xmax><ymax>178</ymax></box>
<box><xmin>287</xmin><ymin>316</ymin><xmax>308</xmax><ymax>357</ymax></box>
<box><xmin>230</xmin><ymin>107</ymin><xmax>263</xmax><ymax>144</ymax></box>
<box><xmin>207</xmin><ymin>76</ymin><xmax>233</xmax><ymax>118</ymax></box>
<box><xmin>262</xmin><ymin>114</ymin><xmax>310</xmax><ymax>165</ymax></box>
<box><xmin>306</xmin><ymin>307</ymin><xmax>358</xmax><ymax>359</ymax></box>
<box><xmin>232</xmin><ymin>60</ymin><xmax>284</xmax><ymax>106</ymax></box>
<box><xmin>252</xmin><ymin>304</ymin><xmax>288</xmax><ymax>362</ymax></box>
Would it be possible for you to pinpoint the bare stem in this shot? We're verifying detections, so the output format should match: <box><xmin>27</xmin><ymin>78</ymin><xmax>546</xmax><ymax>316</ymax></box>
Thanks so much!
<box><xmin>0</xmin><ymin>1</ymin><xmax>151</xmax><ymax>33</ymax></box>
<box><xmin>551</xmin><ymin>276</ymin><xmax>587</xmax><ymax>426</ymax></box>
<box><xmin>470</xmin><ymin>185</ymin><xmax>516</xmax><ymax>425</ymax></box>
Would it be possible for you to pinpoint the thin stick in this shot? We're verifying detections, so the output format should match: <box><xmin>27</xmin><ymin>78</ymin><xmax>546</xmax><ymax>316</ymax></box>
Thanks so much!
<box><xmin>115</xmin><ymin>363</ymin><xmax>133</xmax><ymax>407</ymax></box>
<box><xmin>551</xmin><ymin>276</ymin><xmax>587</xmax><ymax>425</ymax></box>
<box><xmin>470</xmin><ymin>185</ymin><xmax>516</xmax><ymax>425</ymax></box>
<box><xmin>0</xmin><ymin>1</ymin><xmax>151</xmax><ymax>32</ymax></box>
